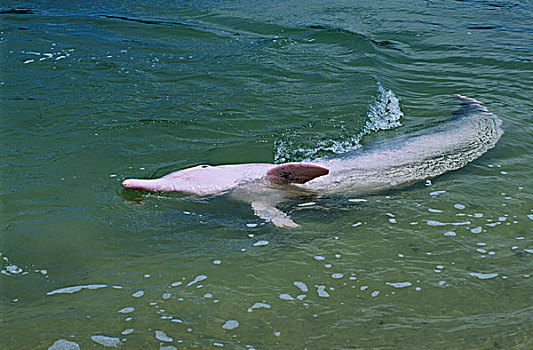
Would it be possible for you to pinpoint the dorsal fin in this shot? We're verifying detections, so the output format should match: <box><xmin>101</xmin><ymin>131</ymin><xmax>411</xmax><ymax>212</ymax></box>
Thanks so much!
<box><xmin>266</xmin><ymin>163</ymin><xmax>329</xmax><ymax>184</ymax></box>
<box><xmin>454</xmin><ymin>94</ymin><xmax>489</xmax><ymax>114</ymax></box>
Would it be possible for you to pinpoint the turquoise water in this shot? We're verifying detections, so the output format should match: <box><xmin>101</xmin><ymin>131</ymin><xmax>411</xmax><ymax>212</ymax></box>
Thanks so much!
<box><xmin>1</xmin><ymin>1</ymin><xmax>532</xmax><ymax>349</ymax></box>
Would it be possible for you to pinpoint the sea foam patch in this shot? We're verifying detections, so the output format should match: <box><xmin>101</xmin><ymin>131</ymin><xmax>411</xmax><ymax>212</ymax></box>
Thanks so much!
<box><xmin>274</xmin><ymin>83</ymin><xmax>403</xmax><ymax>163</ymax></box>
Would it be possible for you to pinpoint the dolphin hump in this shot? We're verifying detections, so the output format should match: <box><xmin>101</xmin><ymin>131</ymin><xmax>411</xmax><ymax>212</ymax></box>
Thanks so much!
<box><xmin>266</xmin><ymin>163</ymin><xmax>329</xmax><ymax>184</ymax></box>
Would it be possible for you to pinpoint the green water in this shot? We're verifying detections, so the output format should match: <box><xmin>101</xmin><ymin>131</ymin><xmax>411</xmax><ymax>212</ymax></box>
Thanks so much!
<box><xmin>1</xmin><ymin>0</ymin><xmax>532</xmax><ymax>349</ymax></box>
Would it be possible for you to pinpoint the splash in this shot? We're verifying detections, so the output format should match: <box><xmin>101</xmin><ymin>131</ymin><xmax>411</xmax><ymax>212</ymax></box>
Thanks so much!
<box><xmin>274</xmin><ymin>83</ymin><xmax>403</xmax><ymax>163</ymax></box>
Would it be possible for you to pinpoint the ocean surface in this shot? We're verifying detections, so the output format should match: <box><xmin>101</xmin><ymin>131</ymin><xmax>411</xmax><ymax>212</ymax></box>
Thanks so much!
<box><xmin>1</xmin><ymin>0</ymin><xmax>532</xmax><ymax>349</ymax></box>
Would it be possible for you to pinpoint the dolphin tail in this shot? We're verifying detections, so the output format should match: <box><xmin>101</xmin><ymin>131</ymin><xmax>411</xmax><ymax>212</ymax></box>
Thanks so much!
<box><xmin>454</xmin><ymin>94</ymin><xmax>490</xmax><ymax>114</ymax></box>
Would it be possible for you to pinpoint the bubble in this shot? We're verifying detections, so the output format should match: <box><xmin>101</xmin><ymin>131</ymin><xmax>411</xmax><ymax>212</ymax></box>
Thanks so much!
<box><xmin>348</xmin><ymin>198</ymin><xmax>367</xmax><ymax>203</ymax></box>
<box><xmin>155</xmin><ymin>331</ymin><xmax>173</xmax><ymax>342</ymax></box>
<box><xmin>316</xmin><ymin>285</ymin><xmax>330</xmax><ymax>297</ymax></box>
<box><xmin>186</xmin><ymin>275</ymin><xmax>207</xmax><ymax>287</ymax></box>
<box><xmin>279</xmin><ymin>293</ymin><xmax>295</xmax><ymax>301</ymax></box>
<box><xmin>132</xmin><ymin>291</ymin><xmax>144</xmax><ymax>298</ymax></box>
<box><xmin>386</xmin><ymin>282</ymin><xmax>412</xmax><ymax>288</ymax></box>
<box><xmin>247</xmin><ymin>302</ymin><xmax>271</xmax><ymax>312</ymax></box>
<box><xmin>47</xmin><ymin>284</ymin><xmax>107</xmax><ymax>296</ymax></box>
<box><xmin>471</xmin><ymin>226</ymin><xmax>482</xmax><ymax>233</ymax></box>
<box><xmin>90</xmin><ymin>335</ymin><xmax>122</xmax><ymax>347</ymax></box>
<box><xmin>222</xmin><ymin>320</ymin><xmax>239</xmax><ymax>330</ymax></box>
<box><xmin>293</xmin><ymin>281</ymin><xmax>308</xmax><ymax>292</ymax></box>
<box><xmin>430</xmin><ymin>190</ymin><xmax>446</xmax><ymax>196</ymax></box>
<box><xmin>118</xmin><ymin>307</ymin><xmax>134</xmax><ymax>314</ymax></box>
<box><xmin>469</xmin><ymin>272</ymin><xmax>499</xmax><ymax>279</ymax></box>
<box><xmin>48</xmin><ymin>339</ymin><xmax>80</xmax><ymax>350</ymax></box>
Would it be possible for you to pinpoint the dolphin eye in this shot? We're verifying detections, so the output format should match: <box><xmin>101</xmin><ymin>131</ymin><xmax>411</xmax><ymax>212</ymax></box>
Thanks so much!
<box><xmin>201</xmin><ymin>165</ymin><xmax>209</xmax><ymax>168</ymax></box>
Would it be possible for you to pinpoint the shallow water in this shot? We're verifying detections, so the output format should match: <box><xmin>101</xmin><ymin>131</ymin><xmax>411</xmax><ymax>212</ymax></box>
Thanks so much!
<box><xmin>1</xmin><ymin>0</ymin><xmax>532</xmax><ymax>349</ymax></box>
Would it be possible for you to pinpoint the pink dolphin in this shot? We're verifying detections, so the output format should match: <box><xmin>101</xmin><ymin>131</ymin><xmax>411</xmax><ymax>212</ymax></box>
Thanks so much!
<box><xmin>123</xmin><ymin>95</ymin><xmax>502</xmax><ymax>228</ymax></box>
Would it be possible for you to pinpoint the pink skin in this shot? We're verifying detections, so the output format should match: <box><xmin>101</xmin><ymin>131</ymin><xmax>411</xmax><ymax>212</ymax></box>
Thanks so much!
<box><xmin>122</xmin><ymin>163</ymin><xmax>329</xmax><ymax>196</ymax></box>
<box><xmin>122</xmin><ymin>95</ymin><xmax>502</xmax><ymax>228</ymax></box>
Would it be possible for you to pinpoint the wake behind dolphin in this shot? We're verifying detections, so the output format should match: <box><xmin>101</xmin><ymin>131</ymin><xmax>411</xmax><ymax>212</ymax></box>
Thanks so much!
<box><xmin>123</xmin><ymin>95</ymin><xmax>503</xmax><ymax>228</ymax></box>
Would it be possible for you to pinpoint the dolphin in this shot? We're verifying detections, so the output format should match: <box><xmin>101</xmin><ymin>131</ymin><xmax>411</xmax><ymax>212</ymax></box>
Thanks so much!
<box><xmin>123</xmin><ymin>95</ymin><xmax>502</xmax><ymax>228</ymax></box>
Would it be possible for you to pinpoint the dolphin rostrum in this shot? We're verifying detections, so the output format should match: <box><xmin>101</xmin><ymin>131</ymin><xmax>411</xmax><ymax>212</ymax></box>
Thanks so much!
<box><xmin>123</xmin><ymin>95</ymin><xmax>502</xmax><ymax>228</ymax></box>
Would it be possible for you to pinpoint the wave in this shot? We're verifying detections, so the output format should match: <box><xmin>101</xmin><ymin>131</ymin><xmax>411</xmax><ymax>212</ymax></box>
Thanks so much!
<box><xmin>274</xmin><ymin>83</ymin><xmax>403</xmax><ymax>163</ymax></box>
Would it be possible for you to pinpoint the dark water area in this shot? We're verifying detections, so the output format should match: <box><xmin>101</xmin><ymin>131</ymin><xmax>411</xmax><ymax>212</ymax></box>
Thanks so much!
<box><xmin>1</xmin><ymin>0</ymin><xmax>532</xmax><ymax>349</ymax></box>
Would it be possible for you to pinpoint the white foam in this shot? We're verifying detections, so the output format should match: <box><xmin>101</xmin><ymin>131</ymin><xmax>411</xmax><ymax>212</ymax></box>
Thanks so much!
<box><xmin>386</xmin><ymin>281</ymin><xmax>412</xmax><ymax>288</ymax></box>
<box><xmin>118</xmin><ymin>307</ymin><xmax>134</xmax><ymax>314</ymax></box>
<box><xmin>187</xmin><ymin>275</ymin><xmax>207</xmax><ymax>286</ymax></box>
<box><xmin>155</xmin><ymin>330</ymin><xmax>173</xmax><ymax>342</ymax></box>
<box><xmin>247</xmin><ymin>302</ymin><xmax>271</xmax><ymax>312</ymax></box>
<box><xmin>348</xmin><ymin>198</ymin><xmax>367</xmax><ymax>203</ymax></box>
<box><xmin>48</xmin><ymin>339</ymin><xmax>80</xmax><ymax>350</ymax></box>
<box><xmin>426</xmin><ymin>220</ymin><xmax>470</xmax><ymax>226</ymax></box>
<box><xmin>277</xmin><ymin>292</ymin><xmax>295</xmax><ymax>301</ymax></box>
<box><xmin>294</xmin><ymin>281</ymin><xmax>309</xmax><ymax>292</ymax></box>
<box><xmin>222</xmin><ymin>320</ymin><xmax>239</xmax><ymax>330</ymax></box>
<box><xmin>90</xmin><ymin>335</ymin><xmax>122</xmax><ymax>347</ymax></box>
<box><xmin>274</xmin><ymin>83</ymin><xmax>403</xmax><ymax>162</ymax></box>
<box><xmin>469</xmin><ymin>272</ymin><xmax>499</xmax><ymax>280</ymax></box>
<box><xmin>430</xmin><ymin>190</ymin><xmax>446</xmax><ymax>196</ymax></box>
<box><xmin>316</xmin><ymin>285</ymin><xmax>330</xmax><ymax>297</ymax></box>
<box><xmin>471</xmin><ymin>226</ymin><xmax>482</xmax><ymax>233</ymax></box>
<box><xmin>47</xmin><ymin>284</ymin><xmax>107</xmax><ymax>295</ymax></box>
<box><xmin>132</xmin><ymin>290</ymin><xmax>144</xmax><ymax>298</ymax></box>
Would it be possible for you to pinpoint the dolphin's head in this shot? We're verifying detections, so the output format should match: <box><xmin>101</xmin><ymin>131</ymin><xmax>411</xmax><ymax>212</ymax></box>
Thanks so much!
<box><xmin>122</xmin><ymin>163</ymin><xmax>274</xmax><ymax>196</ymax></box>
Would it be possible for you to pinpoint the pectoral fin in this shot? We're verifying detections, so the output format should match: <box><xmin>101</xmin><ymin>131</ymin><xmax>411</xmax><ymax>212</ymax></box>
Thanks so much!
<box><xmin>266</xmin><ymin>163</ymin><xmax>329</xmax><ymax>184</ymax></box>
<box><xmin>251</xmin><ymin>201</ymin><xmax>300</xmax><ymax>228</ymax></box>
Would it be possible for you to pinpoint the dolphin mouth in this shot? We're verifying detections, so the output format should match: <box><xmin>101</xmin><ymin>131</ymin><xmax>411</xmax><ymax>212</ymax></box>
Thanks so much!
<box><xmin>122</xmin><ymin>179</ymin><xmax>166</xmax><ymax>192</ymax></box>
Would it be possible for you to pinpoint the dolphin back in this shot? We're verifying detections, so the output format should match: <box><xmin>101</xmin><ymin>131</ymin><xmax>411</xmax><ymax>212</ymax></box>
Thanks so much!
<box><xmin>307</xmin><ymin>95</ymin><xmax>503</xmax><ymax>194</ymax></box>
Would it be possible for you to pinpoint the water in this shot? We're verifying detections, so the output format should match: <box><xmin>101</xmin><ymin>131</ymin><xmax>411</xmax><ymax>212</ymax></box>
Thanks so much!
<box><xmin>1</xmin><ymin>0</ymin><xmax>532</xmax><ymax>349</ymax></box>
